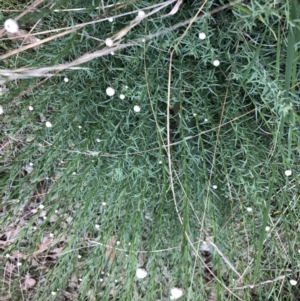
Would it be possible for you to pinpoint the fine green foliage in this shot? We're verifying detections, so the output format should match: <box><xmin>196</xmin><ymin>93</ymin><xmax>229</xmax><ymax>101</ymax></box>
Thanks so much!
<box><xmin>0</xmin><ymin>0</ymin><xmax>299</xmax><ymax>300</ymax></box>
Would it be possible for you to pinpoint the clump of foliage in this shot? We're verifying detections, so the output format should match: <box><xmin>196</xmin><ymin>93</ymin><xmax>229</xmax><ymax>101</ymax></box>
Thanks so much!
<box><xmin>0</xmin><ymin>0</ymin><xmax>299</xmax><ymax>300</ymax></box>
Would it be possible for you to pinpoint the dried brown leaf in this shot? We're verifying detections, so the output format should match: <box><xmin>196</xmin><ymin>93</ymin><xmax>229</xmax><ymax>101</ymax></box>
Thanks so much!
<box><xmin>4</xmin><ymin>262</ymin><xmax>16</xmax><ymax>274</ymax></box>
<box><xmin>24</xmin><ymin>277</ymin><xmax>36</xmax><ymax>289</ymax></box>
<box><xmin>105</xmin><ymin>236</ymin><xmax>117</xmax><ymax>262</ymax></box>
<box><xmin>6</xmin><ymin>29</ymin><xmax>41</xmax><ymax>50</ymax></box>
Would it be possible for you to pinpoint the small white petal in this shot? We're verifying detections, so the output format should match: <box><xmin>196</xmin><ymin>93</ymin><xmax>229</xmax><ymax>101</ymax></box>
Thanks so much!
<box><xmin>170</xmin><ymin>287</ymin><xmax>183</xmax><ymax>299</ymax></box>
<box><xmin>285</xmin><ymin>170</ymin><xmax>292</xmax><ymax>176</ymax></box>
<box><xmin>119</xmin><ymin>94</ymin><xmax>125</xmax><ymax>100</ymax></box>
<box><xmin>213</xmin><ymin>60</ymin><xmax>220</xmax><ymax>67</ymax></box>
<box><xmin>105</xmin><ymin>38</ymin><xmax>114</xmax><ymax>47</ymax></box>
<box><xmin>0</xmin><ymin>105</ymin><xmax>4</xmax><ymax>115</ymax></box>
<box><xmin>136</xmin><ymin>268</ymin><xmax>147</xmax><ymax>279</ymax></box>
<box><xmin>290</xmin><ymin>279</ymin><xmax>297</xmax><ymax>286</ymax></box>
<box><xmin>116</xmin><ymin>241</ymin><xmax>120</xmax><ymax>245</ymax></box>
<box><xmin>193</xmin><ymin>113</ymin><xmax>197</xmax><ymax>116</ymax></box>
<box><xmin>39</xmin><ymin>204</ymin><xmax>45</xmax><ymax>209</ymax></box>
<box><xmin>95</xmin><ymin>224</ymin><xmax>100</xmax><ymax>229</ymax></box>
<box><xmin>108</xmin><ymin>17</ymin><xmax>114</xmax><ymax>22</ymax></box>
<box><xmin>64</xmin><ymin>77</ymin><xmax>69</xmax><ymax>82</ymax></box>
<box><xmin>111</xmin><ymin>51</ymin><xmax>115</xmax><ymax>55</ymax></box>
<box><xmin>28</xmin><ymin>106</ymin><xmax>34</xmax><ymax>111</ymax></box>
<box><xmin>265</xmin><ymin>226</ymin><xmax>270</xmax><ymax>231</ymax></box>
<box><xmin>49</xmin><ymin>233</ymin><xmax>54</xmax><ymax>238</ymax></box>
<box><xmin>133</xmin><ymin>105</ymin><xmax>141</xmax><ymax>112</ymax></box>
<box><xmin>102</xmin><ymin>202</ymin><xmax>107</xmax><ymax>206</ymax></box>
<box><xmin>199</xmin><ymin>32</ymin><xmax>206</xmax><ymax>40</ymax></box>
<box><xmin>5</xmin><ymin>254</ymin><xmax>10</xmax><ymax>258</ymax></box>
<box><xmin>246</xmin><ymin>207</ymin><xmax>252</xmax><ymax>212</ymax></box>
<box><xmin>212</xmin><ymin>185</ymin><xmax>217</xmax><ymax>189</ymax></box>
<box><xmin>204</xmin><ymin>118</ymin><xmax>208</xmax><ymax>122</ymax></box>
<box><xmin>4</xmin><ymin>19</ymin><xmax>19</xmax><ymax>33</ymax></box>
<box><xmin>45</xmin><ymin>121</ymin><xmax>52</xmax><ymax>128</ymax></box>
<box><xmin>78</xmin><ymin>255</ymin><xmax>82</xmax><ymax>259</ymax></box>
<box><xmin>78</xmin><ymin>125</ymin><xmax>82</xmax><ymax>129</ymax></box>
<box><xmin>17</xmin><ymin>262</ymin><xmax>22</xmax><ymax>267</ymax></box>
<box><xmin>51</xmin><ymin>292</ymin><xmax>56</xmax><ymax>296</ymax></box>
<box><xmin>96</xmin><ymin>138</ymin><xmax>101</xmax><ymax>142</ymax></box>
<box><xmin>142</xmin><ymin>38</ymin><xmax>146</xmax><ymax>43</ymax></box>
<box><xmin>106</xmin><ymin>87</ymin><xmax>115</xmax><ymax>96</ymax></box>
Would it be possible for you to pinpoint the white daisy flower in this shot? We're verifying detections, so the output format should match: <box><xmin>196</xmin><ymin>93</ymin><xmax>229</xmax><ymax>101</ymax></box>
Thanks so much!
<box><xmin>213</xmin><ymin>60</ymin><xmax>220</xmax><ymax>67</ymax></box>
<box><xmin>170</xmin><ymin>287</ymin><xmax>183</xmax><ymax>299</ymax></box>
<box><xmin>45</xmin><ymin>121</ymin><xmax>52</xmax><ymax>128</ymax></box>
<box><xmin>106</xmin><ymin>87</ymin><xmax>115</xmax><ymax>96</ymax></box>
<box><xmin>136</xmin><ymin>268</ymin><xmax>147</xmax><ymax>279</ymax></box>
<box><xmin>4</xmin><ymin>19</ymin><xmax>19</xmax><ymax>33</ymax></box>
<box><xmin>105</xmin><ymin>38</ymin><xmax>114</xmax><ymax>47</ymax></box>
<box><xmin>198</xmin><ymin>32</ymin><xmax>206</xmax><ymax>40</ymax></box>
<box><xmin>119</xmin><ymin>94</ymin><xmax>125</xmax><ymax>100</ymax></box>
<box><xmin>133</xmin><ymin>105</ymin><xmax>141</xmax><ymax>112</ymax></box>
<box><xmin>138</xmin><ymin>10</ymin><xmax>145</xmax><ymax>18</ymax></box>
<box><xmin>285</xmin><ymin>170</ymin><xmax>292</xmax><ymax>176</ymax></box>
